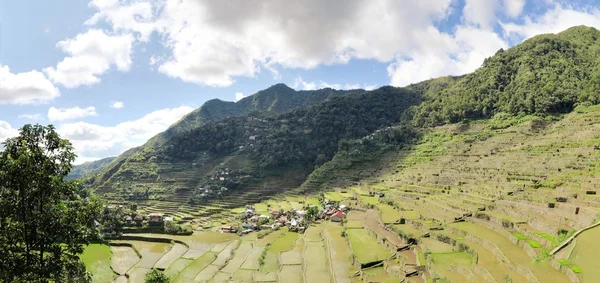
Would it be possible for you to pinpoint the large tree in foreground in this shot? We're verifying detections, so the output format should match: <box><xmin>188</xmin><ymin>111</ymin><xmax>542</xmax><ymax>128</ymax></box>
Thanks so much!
<box><xmin>0</xmin><ymin>125</ymin><xmax>102</xmax><ymax>282</ymax></box>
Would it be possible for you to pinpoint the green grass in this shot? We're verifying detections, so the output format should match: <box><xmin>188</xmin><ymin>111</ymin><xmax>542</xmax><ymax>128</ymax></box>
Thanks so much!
<box><xmin>81</xmin><ymin>244</ymin><xmax>116</xmax><ymax>283</ymax></box>
<box><xmin>417</xmin><ymin>252</ymin><xmax>427</xmax><ymax>265</ymax></box>
<box><xmin>346</xmin><ymin>229</ymin><xmax>391</xmax><ymax>264</ymax></box>
<box><xmin>164</xmin><ymin>258</ymin><xmax>193</xmax><ymax>279</ymax></box>
<box><xmin>514</xmin><ymin>233</ymin><xmax>542</xmax><ymax>248</ymax></box>
<box><xmin>376</xmin><ymin>203</ymin><xmax>401</xmax><ymax>223</ymax></box>
<box><xmin>557</xmin><ymin>259</ymin><xmax>582</xmax><ymax>274</ymax></box>
<box><xmin>324</xmin><ymin>191</ymin><xmax>343</xmax><ymax>202</ymax></box>
<box><xmin>360</xmin><ymin>196</ymin><xmax>378</xmax><ymax>205</ymax></box>
<box><xmin>268</xmin><ymin>230</ymin><xmax>298</xmax><ymax>253</ymax></box>
<box><xmin>535</xmin><ymin>232</ymin><xmax>557</xmax><ymax>244</ymax></box>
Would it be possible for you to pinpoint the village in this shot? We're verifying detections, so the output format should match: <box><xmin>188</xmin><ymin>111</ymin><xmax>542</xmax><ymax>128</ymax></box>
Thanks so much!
<box><xmin>221</xmin><ymin>198</ymin><xmax>350</xmax><ymax>234</ymax></box>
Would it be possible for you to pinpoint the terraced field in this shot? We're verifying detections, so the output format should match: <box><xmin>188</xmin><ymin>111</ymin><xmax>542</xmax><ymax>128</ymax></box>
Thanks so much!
<box><xmin>86</xmin><ymin>106</ymin><xmax>600</xmax><ymax>282</ymax></box>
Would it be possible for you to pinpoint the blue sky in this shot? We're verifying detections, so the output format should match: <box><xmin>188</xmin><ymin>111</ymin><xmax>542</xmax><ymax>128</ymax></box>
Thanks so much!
<box><xmin>1</xmin><ymin>0</ymin><xmax>600</xmax><ymax>163</ymax></box>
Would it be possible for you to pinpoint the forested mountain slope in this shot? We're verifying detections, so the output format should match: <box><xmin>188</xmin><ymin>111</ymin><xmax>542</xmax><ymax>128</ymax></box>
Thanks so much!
<box><xmin>81</xmin><ymin>25</ymin><xmax>600</xmax><ymax>211</ymax></box>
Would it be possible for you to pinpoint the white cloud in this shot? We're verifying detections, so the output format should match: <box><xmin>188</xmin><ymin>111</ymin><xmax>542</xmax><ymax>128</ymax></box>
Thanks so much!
<box><xmin>235</xmin><ymin>92</ymin><xmax>246</xmax><ymax>102</ymax></box>
<box><xmin>57</xmin><ymin>106</ymin><xmax>193</xmax><ymax>163</ymax></box>
<box><xmin>0</xmin><ymin>121</ymin><xmax>18</xmax><ymax>143</ymax></box>
<box><xmin>44</xmin><ymin>29</ymin><xmax>134</xmax><ymax>88</ymax></box>
<box><xmin>501</xmin><ymin>4</ymin><xmax>600</xmax><ymax>40</ymax></box>
<box><xmin>503</xmin><ymin>0</ymin><xmax>526</xmax><ymax>18</ymax></box>
<box><xmin>86</xmin><ymin>0</ymin><xmax>454</xmax><ymax>86</ymax></box>
<box><xmin>293</xmin><ymin>76</ymin><xmax>377</xmax><ymax>91</ymax></box>
<box><xmin>462</xmin><ymin>0</ymin><xmax>500</xmax><ymax>29</ymax></box>
<box><xmin>0</xmin><ymin>65</ymin><xmax>60</xmax><ymax>105</ymax></box>
<box><xmin>111</xmin><ymin>101</ymin><xmax>125</xmax><ymax>109</ymax></box>
<box><xmin>48</xmin><ymin>106</ymin><xmax>98</xmax><ymax>122</ymax></box>
<box><xmin>18</xmin><ymin>114</ymin><xmax>43</xmax><ymax>120</ymax></box>
<box><xmin>388</xmin><ymin>26</ymin><xmax>507</xmax><ymax>86</ymax></box>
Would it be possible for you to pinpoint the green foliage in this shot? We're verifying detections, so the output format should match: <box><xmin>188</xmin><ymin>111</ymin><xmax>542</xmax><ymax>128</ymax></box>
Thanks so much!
<box><xmin>145</xmin><ymin>269</ymin><xmax>170</xmax><ymax>283</ymax></box>
<box><xmin>164</xmin><ymin>221</ymin><xmax>192</xmax><ymax>235</ymax></box>
<box><xmin>0</xmin><ymin>124</ymin><xmax>103</xmax><ymax>282</ymax></box>
<box><xmin>413</xmin><ymin>26</ymin><xmax>600</xmax><ymax>126</ymax></box>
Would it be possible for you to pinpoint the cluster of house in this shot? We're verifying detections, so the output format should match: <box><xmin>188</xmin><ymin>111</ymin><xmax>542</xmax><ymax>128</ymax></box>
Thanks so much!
<box><xmin>221</xmin><ymin>199</ymin><xmax>350</xmax><ymax>234</ymax></box>
<box><xmin>319</xmin><ymin>201</ymin><xmax>348</xmax><ymax>222</ymax></box>
<box><xmin>222</xmin><ymin>205</ymin><xmax>309</xmax><ymax>234</ymax></box>
<box><xmin>197</xmin><ymin>186</ymin><xmax>229</xmax><ymax>199</ymax></box>
<box><xmin>210</xmin><ymin>167</ymin><xmax>230</xmax><ymax>182</ymax></box>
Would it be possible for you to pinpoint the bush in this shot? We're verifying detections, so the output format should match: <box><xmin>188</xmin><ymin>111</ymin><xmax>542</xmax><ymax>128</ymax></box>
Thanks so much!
<box><xmin>145</xmin><ymin>269</ymin><xmax>169</xmax><ymax>283</ymax></box>
<box><xmin>164</xmin><ymin>221</ymin><xmax>192</xmax><ymax>235</ymax></box>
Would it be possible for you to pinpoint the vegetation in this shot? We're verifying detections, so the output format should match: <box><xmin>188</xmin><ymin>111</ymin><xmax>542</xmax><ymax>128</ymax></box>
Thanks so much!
<box><xmin>145</xmin><ymin>269</ymin><xmax>170</xmax><ymax>283</ymax></box>
<box><xmin>0</xmin><ymin>125</ymin><xmax>103</xmax><ymax>282</ymax></box>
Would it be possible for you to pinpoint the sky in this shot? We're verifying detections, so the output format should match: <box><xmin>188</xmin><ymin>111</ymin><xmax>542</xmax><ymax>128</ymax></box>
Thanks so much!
<box><xmin>1</xmin><ymin>0</ymin><xmax>600</xmax><ymax>164</ymax></box>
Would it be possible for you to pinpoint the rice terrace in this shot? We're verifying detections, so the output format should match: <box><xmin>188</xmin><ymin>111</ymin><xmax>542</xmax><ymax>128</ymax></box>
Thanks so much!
<box><xmin>3</xmin><ymin>1</ymin><xmax>600</xmax><ymax>282</ymax></box>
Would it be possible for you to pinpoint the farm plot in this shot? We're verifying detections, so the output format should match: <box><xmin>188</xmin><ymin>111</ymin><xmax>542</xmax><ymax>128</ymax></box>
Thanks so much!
<box><xmin>273</xmin><ymin>231</ymin><xmax>302</xmax><ymax>266</ymax></box>
<box><xmin>451</xmin><ymin>222</ymin><xmax>570</xmax><ymax>283</ymax></box>
<box><xmin>81</xmin><ymin>244</ymin><xmax>116</xmax><ymax>283</ymax></box>
<box><xmin>280</xmin><ymin>265</ymin><xmax>303</xmax><ymax>283</ymax></box>
<box><xmin>323</xmin><ymin>222</ymin><xmax>357</xmax><ymax>282</ymax></box>
<box><xmin>231</xmin><ymin>269</ymin><xmax>254</xmax><ymax>282</ymax></box>
<box><xmin>325</xmin><ymin>191</ymin><xmax>343</xmax><ymax>201</ymax></box>
<box><xmin>128</xmin><ymin>267</ymin><xmax>150</xmax><ymax>283</ymax></box>
<box><xmin>361</xmin><ymin>266</ymin><xmax>398</xmax><ymax>283</ymax></box>
<box><xmin>221</xmin><ymin>240</ymin><xmax>254</xmax><ymax>273</ymax></box>
<box><xmin>568</xmin><ymin>225</ymin><xmax>600</xmax><ymax>280</ymax></box>
<box><xmin>305</xmin><ymin>222</ymin><xmax>325</xmax><ymax>242</ymax></box>
<box><xmin>110</xmin><ymin>246</ymin><xmax>140</xmax><ymax>275</ymax></box>
<box><xmin>304</xmin><ymin>241</ymin><xmax>332</xmax><ymax>283</ymax></box>
<box><xmin>172</xmin><ymin>251</ymin><xmax>217</xmax><ymax>283</ymax></box>
<box><xmin>113</xmin><ymin>241</ymin><xmax>171</xmax><ymax>269</ymax></box>
<box><xmin>154</xmin><ymin>243</ymin><xmax>188</xmax><ymax>269</ymax></box>
<box><xmin>376</xmin><ymin>204</ymin><xmax>402</xmax><ymax>223</ymax></box>
<box><xmin>163</xmin><ymin>258</ymin><xmax>193</xmax><ymax>279</ymax></box>
<box><xmin>420</xmin><ymin>238</ymin><xmax>454</xmax><ymax>253</ymax></box>
<box><xmin>346</xmin><ymin>229</ymin><xmax>391</xmax><ymax>264</ymax></box>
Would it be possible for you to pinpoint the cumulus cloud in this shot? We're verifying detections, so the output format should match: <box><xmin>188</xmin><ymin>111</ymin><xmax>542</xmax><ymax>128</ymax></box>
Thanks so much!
<box><xmin>0</xmin><ymin>65</ymin><xmax>60</xmax><ymax>105</ymax></box>
<box><xmin>85</xmin><ymin>0</ymin><xmax>453</xmax><ymax>87</ymax></box>
<box><xmin>503</xmin><ymin>0</ymin><xmax>526</xmax><ymax>18</ymax></box>
<box><xmin>388</xmin><ymin>26</ymin><xmax>508</xmax><ymax>86</ymax></box>
<box><xmin>501</xmin><ymin>4</ymin><xmax>600</xmax><ymax>40</ymax></box>
<box><xmin>235</xmin><ymin>92</ymin><xmax>246</xmax><ymax>102</ymax></box>
<box><xmin>0</xmin><ymin>121</ymin><xmax>18</xmax><ymax>142</ymax></box>
<box><xmin>293</xmin><ymin>76</ymin><xmax>377</xmax><ymax>91</ymax></box>
<box><xmin>57</xmin><ymin>106</ymin><xmax>193</xmax><ymax>163</ymax></box>
<box><xmin>48</xmin><ymin>106</ymin><xmax>98</xmax><ymax>122</ymax></box>
<box><xmin>111</xmin><ymin>101</ymin><xmax>125</xmax><ymax>108</ymax></box>
<box><xmin>44</xmin><ymin>29</ymin><xmax>134</xmax><ymax>88</ymax></box>
<box><xmin>462</xmin><ymin>0</ymin><xmax>500</xmax><ymax>29</ymax></box>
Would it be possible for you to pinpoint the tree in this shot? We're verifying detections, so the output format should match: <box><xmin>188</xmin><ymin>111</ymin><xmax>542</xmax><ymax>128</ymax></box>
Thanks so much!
<box><xmin>145</xmin><ymin>269</ymin><xmax>170</xmax><ymax>283</ymax></box>
<box><xmin>0</xmin><ymin>124</ymin><xmax>103</xmax><ymax>282</ymax></box>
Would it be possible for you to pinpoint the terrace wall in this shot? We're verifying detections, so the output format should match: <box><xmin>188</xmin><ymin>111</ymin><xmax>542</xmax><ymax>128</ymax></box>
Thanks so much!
<box><xmin>468</xmin><ymin>218</ymin><xmax>539</xmax><ymax>259</ymax></box>
<box><xmin>446</xmin><ymin>226</ymin><xmax>540</xmax><ymax>283</ymax></box>
<box><xmin>550</xmin><ymin>260</ymin><xmax>581</xmax><ymax>283</ymax></box>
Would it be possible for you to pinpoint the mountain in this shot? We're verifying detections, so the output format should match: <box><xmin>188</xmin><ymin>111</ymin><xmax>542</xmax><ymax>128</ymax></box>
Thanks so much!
<box><xmin>80</xmin><ymin>25</ymin><xmax>600</xmax><ymax>211</ymax></box>
<box><xmin>68</xmin><ymin>157</ymin><xmax>116</xmax><ymax>180</ymax></box>
<box><xmin>78</xmin><ymin>85</ymin><xmax>365</xmax><ymax>191</ymax></box>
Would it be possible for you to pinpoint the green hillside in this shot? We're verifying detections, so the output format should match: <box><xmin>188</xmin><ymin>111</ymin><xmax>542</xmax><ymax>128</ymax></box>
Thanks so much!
<box><xmin>68</xmin><ymin>156</ymin><xmax>116</xmax><ymax>180</ymax></box>
<box><xmin>80</xmin><ymin>25</ymin><xmax>600</xmax><ymax>282</ymax></box>
<box><xmin>80</xmin><ymin>26</ymin><xmax>600</xmax><ymax>208</ymax></box>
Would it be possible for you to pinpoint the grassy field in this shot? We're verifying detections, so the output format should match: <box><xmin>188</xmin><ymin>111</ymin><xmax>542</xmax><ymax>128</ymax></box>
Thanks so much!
<box><xmin>82</xmin><ymin>244</ymin><xmax>116</xmax><ymax>283</ymax></box>
<box><xmin>304</xmin><ymin>241</ymin><xmax>331</xmax><ymax>282</ymax></box>
<box><xmin>346</xmin><ymin>229</ymin><xmax>391</xmax><ymax>264</ymax></box>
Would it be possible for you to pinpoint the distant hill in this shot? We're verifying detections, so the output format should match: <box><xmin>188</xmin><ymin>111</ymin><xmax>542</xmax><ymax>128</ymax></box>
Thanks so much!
<box><xmin>68</xmin><ymin>157</ymin><xmax>116</xmax><ymax>180</ymax></box>
<box><xmin>79</xmin><ymin>25</ymin><xmax>600</xmax><ymax>210</ymax></box>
